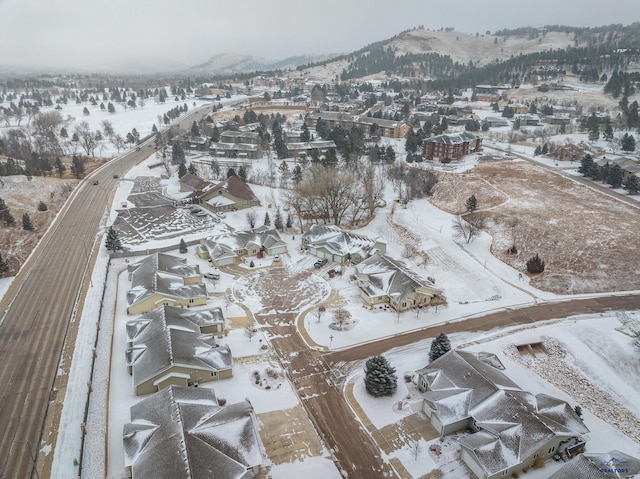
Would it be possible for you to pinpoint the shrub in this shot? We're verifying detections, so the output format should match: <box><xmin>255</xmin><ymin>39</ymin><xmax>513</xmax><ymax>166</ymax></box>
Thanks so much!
<box><xmin>37</xmin><ymin>201</ymin><xmax>48</xmax><ymax>211</ymax></box>
<box><xmin>218</xmin><ymin>398</ymin><xmax>227</xmax><ymax>406</ymax></box>
<box><xmin>526</xmin><ymin>253</ymin><xmax>545</xmax><ymax>274</ymax></box>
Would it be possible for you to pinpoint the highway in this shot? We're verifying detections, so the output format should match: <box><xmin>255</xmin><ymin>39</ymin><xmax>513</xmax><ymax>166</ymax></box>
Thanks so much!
<box><xmin>0</xmin><ymin>105</ymin><xmax>211</xmax><ymax>479</ymax></box>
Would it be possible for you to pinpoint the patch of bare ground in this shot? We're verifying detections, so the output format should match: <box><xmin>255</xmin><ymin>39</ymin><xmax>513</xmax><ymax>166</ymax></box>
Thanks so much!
<box><xmin>430</xmin><ymin>160</ymin><xmax>640</xmax><ymax>294</ymax></box>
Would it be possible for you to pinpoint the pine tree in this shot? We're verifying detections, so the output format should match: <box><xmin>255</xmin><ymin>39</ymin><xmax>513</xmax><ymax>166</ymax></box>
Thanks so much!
<box><xmin>264</xmin><ymin>211</ymin><xmax>271</xmax><ymax>227</ymax></box>
<box><xmin>22</xmin><ymin>213</ymin><xmax>34</xmax><ymax>231</ymax></box>
<box><xmin>105</xmin><ymin>226</ymin><xmax>122</xmax><ymax>251</ymax></box>
<box><xmin>238</xmin><ymin>166</ymin><xmax>247</xmax><ymax>182</ymax></box>
<box><xmin>286</xmin><ymin>213</ymin><xmax>292</xmax><ymax>229</ymax></box>
<box><xmin>0</xmin><ymin>252</ymin><xmax>8</xmax><ymax>276</ymax></box>
<box><xmin>178</xmin><ymin>162</ymin><xmax>187</xmax><ymax>178</ymax></box>
<box><xmin>541</xmin><ymin>143</ymin><xmax>548</xmax><ymax>155</ymax></box>
<box><xmin>179</xmin><ymin>238</ymin><xmax>187</xmax><ymax>253</ymax></box>
<box><xmin>578</xmin><ymin>154</ymin><xmax>594</xmax><ymax>176</ymax></box>
<box><xmin>364</xmin><ymin>356</ymin><xmax>398</xmax><ymax>397</ymax></box>
<box><xmin>533</xmin><ymin>145</ymin><xmax>542</xmax><ymax>156</ymax></box>
<box><xmin>274</xmin><ymin>208</ymin><xmax>283</xmax><ymax>231</ymax></box>
<box><xmin>227</xmin><ymin>167</ymin><xmax>237</xmax><ymax>178</ymax></box>
<box><xmin>588</xmin><ymin>163</ymin><xmax>600</xmax><ymax>180</ymax></box>
<box><xmin>429</xmin><ymin>333</ymin><xmax>452</xmax><ymax>362</ymax></box>
<box><xmin>624</xmin><ymin>174</ymin><xmax>640</xmax><ymax>194</ymax></box>
<box><xmin>191</xmin><ymin>121</ymin><xmax>200</xmax><ymax>137</ymax></box>
<box><xmin>465</xmin><ymin>194</ymin><xmax>478</xmax><ymax>213</ymax></box>
<box><xmin>607</xmin><ymin>164</ymin><xmax>624</xmax><ymax>188</ymax></box>
<box><xmin>622</xmin><ymin>133</ymin><xmax>636</xmax><ymax>152</ymax></box>
<box><xmin>187</xmin><ymin>163</ymin><xmax>197</xmax><ymax>175</ymax></box>
<box><xmin>526</xmin><ymin>253</ymin><xmax>545</xmax><ymax>274</ymax></box>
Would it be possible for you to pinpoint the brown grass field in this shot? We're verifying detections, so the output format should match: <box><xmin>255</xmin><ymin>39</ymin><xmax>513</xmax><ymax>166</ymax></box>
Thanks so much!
<box><xmin>430</xmin><ymin>159</ymin><xmax>640</xmax><ymax>294</ymax></box>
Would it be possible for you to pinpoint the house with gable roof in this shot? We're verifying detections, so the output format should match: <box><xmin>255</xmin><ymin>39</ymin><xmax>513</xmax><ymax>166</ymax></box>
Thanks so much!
<box><xmin>190</xmin><ymin>175</ymin><xmax>260</xmax><ymax>213</ymax></box>
<box><xmin>549</xmin><ymin>450</ymin><xmax>640</xmax><ymax>478</ymax></box>
<box><xmin>126</xmin><ymin>253</ymin><xmax>207</xmax><ymax>315</ymax></box>
<box><xmin>123</xmin><ymin>385</ymin><xmax>263</xmax><ymax>478</ymax></box>
<box><xmin>197</xmin><ymin>227</ymin><xmax>287</xmax><ymax>267</ymax></box>
<box><xmin>126</xmin><ymin>305</ymin><xmax>232</xmax><ymax>395</ymax></box>
<box><xmin>417</xmin><ymin>350</ymin><xmax>589</xmax><ymax>479</ymax></box>
<box><xmin>354</xmin><ymin>254</ymin><xmax>441</xmax><ymax>311</ymax></box>
<box><xmin>301</xmin><ymin>224</ymin><xmax>386</xmax><ymax>265</ymax></box>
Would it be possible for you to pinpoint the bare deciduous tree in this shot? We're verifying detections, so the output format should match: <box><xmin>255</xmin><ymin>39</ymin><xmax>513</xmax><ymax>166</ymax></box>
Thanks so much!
<box><xmin>452</xmin><ymin>213</ymin><xmax>485</xmax><ymax>244</ymax></box>
<box><xmin>314</xmin><ymin>304</ymin><xmax>326</xmax><ymax>323</ymax></box>
<box><xmin>246</xmin><ymin>210</ymin><xmax>257</xmax><ymax>229</ymax></box>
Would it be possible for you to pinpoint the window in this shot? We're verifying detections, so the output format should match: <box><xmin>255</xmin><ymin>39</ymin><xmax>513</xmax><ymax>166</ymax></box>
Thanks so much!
<box><xmin>211</xmin><ymin>371</ymin><xmax>217</xmax><ymax>377</ymax></box>
<box><xmin>548</xmin><ymin>446</ymin><xmax>555</xmax><ymax>454</ymax></box>
<box><xmin>189</xmin><ymin>299</ymin><xmax>194</xmax><ymax>304</ymax></box>
<box><xmin>501</xmin><ymin>470</ymin><xmax>509</xmax><ymax>476</ymax></box>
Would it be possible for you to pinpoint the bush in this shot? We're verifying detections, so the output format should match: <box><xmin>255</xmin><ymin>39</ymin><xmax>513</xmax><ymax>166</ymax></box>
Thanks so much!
<box><xmin>37</xmin><ymin>201</ymin><xmax>48</xmax><ymax>211</ymax></box>
<box><xmin>526</xmin><ymin>253</ymin><xmax>545</xmax><ymax>274</ymax></box>
<box><xmin>218</xmin><ymin>398</ymin><xmax>227</xmax><ymax>406</ymax></box>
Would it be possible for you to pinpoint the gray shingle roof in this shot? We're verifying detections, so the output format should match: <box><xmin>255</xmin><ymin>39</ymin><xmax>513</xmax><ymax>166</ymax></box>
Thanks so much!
<box><xmin>549</xmin><ymin>450</ymin><xmax>640</xmax><ymax>479</ymax></box>
<box><xmin>123</xmin><ymin>385</ymin><xmax>262</xmax><ymax>479</ymax></box>
<box><xmin>203</xmin><ymin>229</ymin><xmax>285</xmax><ymax>260</ymax></box>
<box><xmin>426</xmin><ymin>132</ymin><xmax>480</xmax><ymax>145</ymax></box>
<box><xmin>302</xmin><ymin>224</ymin><xmax>384</xmax><ymax>259</ymax></box>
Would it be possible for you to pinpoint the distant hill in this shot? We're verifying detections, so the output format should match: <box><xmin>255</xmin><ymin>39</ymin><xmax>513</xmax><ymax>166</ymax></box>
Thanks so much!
<box><xmin>185</xmin><ymin>52</ymin><xmax>338</xmax><ymax>76</ymax></box>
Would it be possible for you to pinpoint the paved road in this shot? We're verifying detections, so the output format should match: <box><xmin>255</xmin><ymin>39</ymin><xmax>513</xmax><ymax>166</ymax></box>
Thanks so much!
<box><xmin>0</xmin><ymin>106</ymin><xmax>211</xmax><ymax>479</ymax></box>
<box><xmin>236</xmin><ymin>269</ymin><xmax>398</xmax><ymax>479</ymax></box>
<box><xmin>325</xmin><ymin>293</ymin><xmax>640</xmax><ymax>364</ymax></box>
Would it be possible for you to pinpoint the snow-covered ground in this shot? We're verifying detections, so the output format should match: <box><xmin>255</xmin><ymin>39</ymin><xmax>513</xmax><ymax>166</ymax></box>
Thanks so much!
<box><xmin>46</xmin><ymin>102</ymin><xmax>640</xmax><ymax>479</ymax></box>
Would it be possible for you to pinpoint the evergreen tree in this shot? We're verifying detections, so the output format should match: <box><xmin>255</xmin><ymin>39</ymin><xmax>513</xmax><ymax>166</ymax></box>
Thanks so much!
<box><xmin>105</xmin><ymin>226</ymin><xmax>122</xmax><ymax>251</ymax></box>
<box><xmin>622</xmin><ymin>133</ymin><xmax>636</xmax><ymax>152</ymax></box>
<box><xmin>179</xmin><ymin>238</ymin><xmax>187</xmax><ymax>253</ymax></box>
<box><xmin>227</xmin><ymin>167</ymin><xmax>237</xmax><ymax>178</ymax></box>
<box><xmin>238</xmin><ymin>166</ymin><xmax>247</xmax><ymax>182</ymax></box>
<box><xmin>107</xmin><ymin>102</ymin><xmax>116</xmax><ymax>113</ymax></box>
<box><xmin>274</xmin><ymin>208</ymin><xmax>283</xmax><ymax>231</ymax></box>
<box><xmin>429</xmin><ymin>333</ymin><xmax>452</xmax><ymax>362</ymax></box>
<box><xmin>264</xmin><ymin>211</ymin><xmax>271</xmax><ymax>227</ymax></box>
<box><xmin>300</xmin><ymin>121</ymin><xmax>311</xmax><ymax>142</ymax></box>
<box><xmin>526</xmin><ymin>253</ymin><xmax>545</xmax><ymax>274</ymax></box>
<box><xmin>604</xmin><ymin>122</ymin><xmax>614</xmax><ymax>141</ymax></box>
<box><xmin>465</xmin><ymin>194</ymin><xmax>478</xmax><ymax>213</ymax></box>
<box><xmin>624</xmin><ymin>174</ymin><xmax>640</xmax><ymax>194</ymax></box>
<box><xmin>588</xmin><ymin>163</ymin><xmax>601</xmax><ymax>180</ymax></box>
<box><xmin>578</xmin><ymin>154</ymin><xmax>594</xmax><ymax>176</ymax></box>
<box><xmin>0</xmin><ymin>198</ymin><xmax>15</xmax><ymax>226</ymax></box>
<box><xmin>191</xmin><ymin>121</ymin><xmax>200</xmax><ymax>136</ymax></box>
<box><xmin>178</xmin><ymin>162</ymin><xmax>188</xmax><ymax>178</ymax></box>
<box><xmin>0</xmin><ymin>252</ymin><xmax>8</xmax><ymax>276</ymax></box>
<box><xmin>286</xmin><ymin>213</ymin><xmax>292</xmax><ymax>229</ymax></box>
<box><xmin>22</xmin><ymin>213</ymin><xmax>34</xmax><ymax>231</ymax></box>
<box><xmin>364</xmin><ymin>355</ymin><xmax>398</xmax><ymax>397</ymax></box>
<box><xmin>533</xmin><ymin>145</ymin><xmax>542</xmax><ymax>156</ymax></box>
<box><xmin>541</xmin><ymin>143</ymin><xmax>548</xmax><ymax>155</ymax></box>
<box><xmin>607</xmin><ymin>164</ymin><xmax>624</xmax><ymax>188</ymax></box>
<box><xmin>212</xmin><ymin>124</ymin><xmax>220</xmax><ymax>142</ymax></box>
<box><xmin>171</xmin><ymin>144</ymin><xmax>185</xmax><ymax>163</ymax></box>
<box><xmin>404</xmin><ymin>129</ymin><xmax>418</xmax><ymax>154</ymax></box>
<box><xmin>588</xmin><ymin>124</ymin><xmax>600</xmax><ymax>141</ymax></box>
<box><xmin>188</xmin><ymin>163</ymin><xmax>197</xmax><ymax>175</ymax></box>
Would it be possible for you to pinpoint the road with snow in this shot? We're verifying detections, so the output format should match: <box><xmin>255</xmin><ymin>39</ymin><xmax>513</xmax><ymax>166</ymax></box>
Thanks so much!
<box><xmin>0</xmin><ymin>106</ymin><xmax>211</xmax><ymax>479</ymax></box>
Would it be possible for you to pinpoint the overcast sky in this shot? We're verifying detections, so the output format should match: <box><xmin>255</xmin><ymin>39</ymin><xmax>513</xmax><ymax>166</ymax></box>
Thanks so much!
<box><xmin>1</xmin><ymin>0</ymin><xmax>638</xmax><ymax>72</ymax></box>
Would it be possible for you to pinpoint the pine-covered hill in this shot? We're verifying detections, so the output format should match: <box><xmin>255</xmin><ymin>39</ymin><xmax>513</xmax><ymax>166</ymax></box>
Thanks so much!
<box><xmin>297</xmin><ymin>24</ymin><xmax>640</xmax><ymax>86</ymax></box>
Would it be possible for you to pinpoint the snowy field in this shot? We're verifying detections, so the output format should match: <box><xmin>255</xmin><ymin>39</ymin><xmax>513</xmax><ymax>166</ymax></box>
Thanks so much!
<box><xmin>43</xmin><ymin>94</ymin><xmax>640</xmax><ymax>478</ymax></box>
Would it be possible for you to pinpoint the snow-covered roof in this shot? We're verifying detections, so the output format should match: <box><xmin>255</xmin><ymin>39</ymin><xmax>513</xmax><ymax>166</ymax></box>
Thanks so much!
<box><xmin>126</xmin><ymin>305</ymin><xmax>225</xmax><ymax>340</ymax></box>
<box><xmin>355</xmin><ymin>254</ymin><xmax>438</xmax><ymax>302</ymax></box>
<box><xmin>419</xmin><ymin>350</ymin><xmax>589</xmax><ymax>478</ymax></box>
<box><xmin>203</xmin><ymin>228</ymin><xmax>285</xmax><ymax>260</ymax></box>
<box><xmin>180</xmin><ymin>173</ymin><xmax>211</xmax><ymax>192</ymax></box>
<box><xmin>425</xmin><ymin>132</ymin><xmax>480</xmax><ymax>145</ymax></box>
<box><xmin>126</xmin><ymin>253</ymin><xmax>206</xmax><ymax>308</ymax></box>
<box><xmin>549</xmin><ymin>450</ymin><xmax>640</xmax><ymax>479</ymax></box>
<box><xmin>126</xmin><ymin>308</ymin><xmax>232</xmax><ymax>391</ymax></box>
<box><xmin>302</xmin><ymin>224</ymin><xmax>385</xmax><ymax>260</ymax></box>
<box><xmin>123</xmin><ymin>385</ymin><xmax>262</xmax><ymax>479</ymax></box>
<box><xmin>209</xmin><ymin>175</ymin><xmax>259</xmax><ymax>202</ymax></box>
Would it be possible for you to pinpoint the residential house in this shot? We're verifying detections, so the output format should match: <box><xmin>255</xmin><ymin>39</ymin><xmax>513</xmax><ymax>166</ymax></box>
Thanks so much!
<box><xmin>422</xmin><ymin>132</ymin><xmax>483</xmax><ymax>161</ymax></box>
<box><xmin>301</xmin><ymin>224</ymin><xmax>386</xmax><ymax>265</ymax></box>
<box><xmin>549</xmin><ymin>450</ymin><xmax>640</xmax><ymax>478</ymax></box>
<box><xmin>596</xmin><ymin>157</ymin><xmax>640</xmax><ymax>182</ymax></box>
<box><xmin>190</xmin><ymin>176</ymin><xmax>260</xmax><ymax>213</ymax></box>
<box><xmin>354</xmin><ymin>254</ymin><xmax>441</xmax><ymax>311</ymax></box>
<box><xmin>198</xmin><ymin>227</ymin><xmax>287</xmax><ymax>267</ymax></box>
<box><xmin>482</xmin><ymin>117</ymin><xmax>509</xmax><ymax>128</ymax></box>
<box><xmin>126</xmin><ymin>253</ymin><xmax>207</xmax><ymax>315</ymax></box>
<box><xmin>209</xmin><ymin>142</ymin><xmax>261</xmax><ymax>159</ymax></box>
<box><xmin>220</xmin><ymin>130</ymin><xmax>261</xmax><ymax>145</ymax></box>
<box><xmin>305</xmin><ymin>111</ymin><xmax>410</xmax><ymax>139</ymax></box>
<box><xmin>544</xmin><ymin>114</ymin><xmax>571</xmax><ymax>126</ymax></box>
<box><xmin>179</xmin><ymin>173</ymin><xmax>212</xmax><ymax>194</ymax></box>
<box><xmin>126</xmin><ymin>306</ymin><xmax>232</xmax><ymax>395</ymax></box>
<box><xmin>417</xmin><ymin>350</ymin><xmax>589</xmax><ymax>479</ymax></box>
<box><xmin>123</xmin><ymin>385</ymin><xmax>263</xmax><ymax>478</ymax></box>
<box><xmin>515</xmin><ymin>113</ymin><xmax>541</xmax><ymax>126</ymax></box>
<box><xmin>553</xmin><ymin>143</ymin><xmax>593</xmax><ymax>162</ymax></box>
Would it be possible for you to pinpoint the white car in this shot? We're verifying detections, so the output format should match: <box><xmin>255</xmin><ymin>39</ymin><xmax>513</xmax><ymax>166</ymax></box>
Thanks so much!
<box><xmin>204</xmin><ymin>272</ymin><xmax>220</xmax><ymax>280</ymax></box>
<box><xmin>216</xmin><ymin>212</ymin><xmax>226</xmax><ymax>218</ymax></box>
<box><xmin>273</xmin><ymin>254</ymin><xmax>281</xmax><ymax>262</ymax></box>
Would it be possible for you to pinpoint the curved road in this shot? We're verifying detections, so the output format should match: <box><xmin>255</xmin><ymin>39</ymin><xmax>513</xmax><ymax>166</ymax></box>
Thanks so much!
<box><xmin>0</xmin><ymin>106</ymin><xmax>211</xmax><ymax>479</ymax></box>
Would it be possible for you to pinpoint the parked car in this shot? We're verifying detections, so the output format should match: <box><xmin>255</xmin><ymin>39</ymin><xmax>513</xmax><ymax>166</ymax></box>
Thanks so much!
<box><xmin>113</xmin><ymin>174</ymin><xmax>119</xmax><ymax>179</ymax></box>
<box><xmin>204</xmin><ymin>272</ymin><xmax>220</xmax><ymax>280</ymax></box>
<box><xmin>93</xmin><ymin>180</ymin><xmax>99</xmax><ymax>185</ymax></box>
<box><xmin>273</xmin><ymin>254</ymin><xmax>281</xmax><ymax>262</ymax></box>
<box><xmin>216</xmin><ymin>212</ymin><xmax>226</xmax><ymax>218</ymax></box>
<box><xmin>314</xmin><ymin>258</ymin><xmax>328</xmax><ymax>268</ymax></box>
